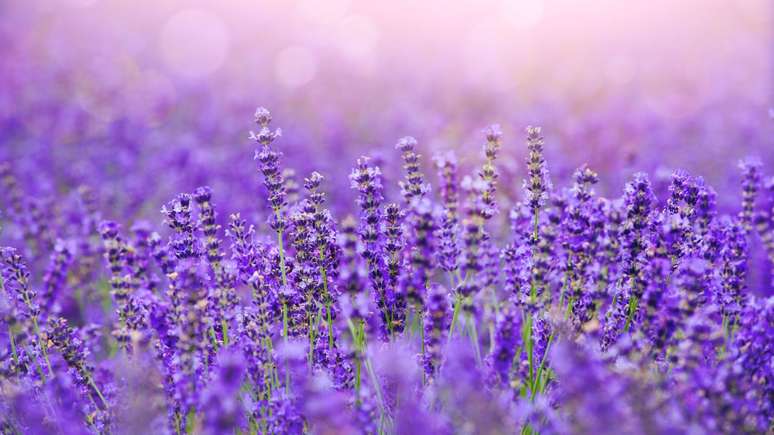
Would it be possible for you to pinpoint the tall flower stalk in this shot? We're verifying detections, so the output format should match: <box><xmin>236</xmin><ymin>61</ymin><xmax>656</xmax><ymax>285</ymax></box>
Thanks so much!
<box><xmin>522</xmin><ymin>126</ymin><xmax>551</xmax><ymax>400</ymax></box>
<box><xmin>251</xmin><ymin>107</ymin><xmax>290</xmax><ymax>344</ymax></box>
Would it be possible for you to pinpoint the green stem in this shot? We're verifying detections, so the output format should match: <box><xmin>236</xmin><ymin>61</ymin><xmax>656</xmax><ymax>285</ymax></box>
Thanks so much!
<box><xmin>364</xmin><ymin>357</ymin><xmax>386</xmax><ymax>425</ymax></box>
<box><xmin>275</xmin><ymin>208</ymin><xmax>290</xmax><ymax>392</ymax></box>
<box><xmin>281</xmin><ymin>303</ymin><xmax>290</xmax><ymax>392</ymax></box>
<box><xmin>209</xmin><ymin>327</ymin><xmax>220</xmax><ymax>352</ymax></box>
<box><xmin>347</xmin><ymin>318</ymin><xmax>365</xmax><ymax>401</ymax></box>
<box><xmin>564</xmin><ymin>296</ymin><xmax>575</xmax><ymax>321</ymax></box>
<box><xmin>624</xmin><ymin>294</ymin><xmax>639</xmax><ymax>332</ymax></box>
<box><xmin>532</xmin><ymin>210</ymin><xmax>539</xmax><ymax>243</ymax></box>
<box><xmin>326</xmin><ymin>303</ymin><xmax>334</xmax><ymax>350</ymax></box>
<box><xmin>221</xmin><ymin>319</ymin><xmax>230</xmax><ymax>346</ymax></box>
<box><xmin>448</xmin><ymin>293</ymin><xmax>462</xmax><ymax>342</ymax></box>
<box><xmin>532</xmin><ymin>332</ymin><xmax>555</xmax><ymax>400</ymax></box>
<box><xmin>174</xmin><ymin>411</ymin><xmax>183</xmax><ymax>435</ymax></box>
<box><xmin>30</xmin><ymin>315</ymin><xmax>53</xmax><ymax>378</ymax></box>
<box><xmin>185</xmin><ymin>408</ymin><xmax>196</xmax><ymax>435</ymax></box>
<box><xmin>8</xmin><ymin>325</ymin><xmax>18</xmax><ymax>367</ymax></box>
<box><xmin>525</xmin><ymin>314</ymin><xmax>534</xmax><ymax>391</ymax></box>
<box><xmin>86</xmin><ymin>374</ymin><xmax>109</xmax><ymax>409</ymax></box>
<box><xmin>467</xmin><ymin>313</ymin><xmax>482</xmax><ymax>364</ymax></box>
<box><xmin>318</xmin><ymin>247</ymin><xmax>335</xmax><ymax>351</ymax></box>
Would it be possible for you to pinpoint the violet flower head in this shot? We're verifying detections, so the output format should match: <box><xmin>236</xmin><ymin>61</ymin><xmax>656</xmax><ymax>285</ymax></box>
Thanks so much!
<box><xmin>738</xmin><ymin>157</ymin><xmax>762</xmax><ymax>233</ymax></box>
<box><xmin>48</xmin><ymin>316</ymin><xmax>109</xmax><ymax>414</ymax></box>
<box><xmin>524</xmin><ymin>126</ymin><xmax>552</xmax><ymax>213</ymax></box>
<box><xmin>694</xmin><ymin>177</ymin><xmax>717</xmax><ymax>235</ymax></box>
<box><xmin>283</xmin><ymin>167</ymin><xmax>301</xmax><ymax>205</ymax></box>
<box><xmin>161</xmin><ymin>194</ymin><xmax>199</xmax><ymax>259</ymax></box>
<box><xmin>549</xmin><ymin>340</ymin><xmax>640</xmax><ymax>434</ymax></box>
<box><xmin>251</xmin><ymin>107</ymin><xmax>286</xmax><ymax>229</ymax></box>
<box><xmin>384</xmin><ymin>202</ymin><xmax>406</xmax><ymax>331</ymax></box>
<box><xmin>755</xmin><ymin>177</ymin><xmax>774</xmax><ymax>281</ymax></box>
<box><xmin>396</xmin><ymin>136</ymin><xmax>430</xmax><ymax>202</ymax></box>
<box><xmin>193</xmin><ymin>186</ymin><xmax>224</xmax><ymax>267</ymax></box>
<box><xmin>200</xmin><ymin>347</ymin><xmax>247</xmax><ymax>435</ymax></box>
<box><xmin>401</xmin><ymin>197</ymin><xmax>437</xmax><ymax>308</ymax></box>
<box><xmin>226</xmin><ymin>213</ymin><xmax>256</xmax><ymax>284</ymax></box>
<box><xmin>434</xmin><ymin>151</ymin><xmax>461</xmax><ymax>273</ymax></box>
<box><xmin>423</xmin><ymin>283</ymin><xmax>450</xmax><ymax>377</ymax></box>
<box><xmin>458</xmin><ymin>175</ymin><xmax>487</xmax><ymax>301</ymax></box>
<box><xmin>718</xmin><ymin>219</ymin><xmax>748</xmax><ymax>316</ymax></box>
<box><xmin>349</xmin><ymin>157</ymin><xmax>388</xmax><ymax>325</ymax></box>
<box><xmin>303</xmin><ymin>171</ymin><xmax>325</xmax><ymax>206</ymax></box>
<box><xmin>490</xmin><ymin>306</ymin><xmax>521</xmax><ymax>386</ymax></box>
<box><xmin>339</xmin><ymin>215</ymin><xmax>369</xmax><ymax>320</ymax></box>
<box><xmin>41</xmin><ymin>239</ymin><xmax>73</xmax><ymax>318</ymax></box>
<box><xmin>479</xmin><ymin>124</ymin><xmax>503</xmax><ymax>220</ymax></box>
<box><xmin>666</xmin><ymin>169</ymin><xmax>690</xmax><ymax>215</ymax></box>
<box><xmin>0</xmin><ymin>247</ymin><xmax>39</xmax><ymax>322</ymax></box>
<box><xmin>621</xmin><ymin>172</ymin><xmax>655</xmax><ymax>298</ymax></box>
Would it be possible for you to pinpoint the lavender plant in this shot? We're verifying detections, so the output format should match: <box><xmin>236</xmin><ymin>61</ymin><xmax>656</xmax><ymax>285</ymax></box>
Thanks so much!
<box><xmin>0</xmin><ymin>106</ymin><xmax>771</xmax><ymax>435</ymax></box>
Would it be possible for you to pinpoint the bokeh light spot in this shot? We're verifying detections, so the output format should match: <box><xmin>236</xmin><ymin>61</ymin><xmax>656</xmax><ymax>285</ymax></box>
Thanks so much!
<box><xmin>275</xmin><ymin>46</ymin><xmax>318</xmax><ymax>89</ymax></box>
<box><xmin>160</xmin><ymin>9</ymin><xmax>230</xmax><ymax>79</ymax></box>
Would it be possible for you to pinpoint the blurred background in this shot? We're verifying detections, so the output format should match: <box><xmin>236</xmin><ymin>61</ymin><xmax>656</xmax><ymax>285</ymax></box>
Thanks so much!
<box><xmin>0</xmin><ymin>0</ymin><xmax>772</xmax><ymax>218</ymax></box>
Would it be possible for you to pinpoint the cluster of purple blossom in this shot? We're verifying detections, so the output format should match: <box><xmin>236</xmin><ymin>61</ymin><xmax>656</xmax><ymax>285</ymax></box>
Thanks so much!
<box><xmin>1</xmin><ymin>107</ymin><xmax>772</xmax><ymax>434</ymax></box>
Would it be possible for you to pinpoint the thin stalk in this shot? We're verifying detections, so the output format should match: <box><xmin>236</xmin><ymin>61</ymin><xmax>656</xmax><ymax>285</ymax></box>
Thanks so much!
<box><xmin>347</xmin><ymin>318</ymin><xmax>365</xmax><ymax>400</ymax></box>
<box><xmin>525</xmin><ymin>313</ymin><xmax>534</xmax><ymax>391</ymax></box>
<box><xmin>532</xmin><ymin>332</ymin><xmax>555</xmax><ymax>400</ymax></box>
<box><xmin>467</xmin><ymin>313</ymin><xmax>482</xmax><ymax>364</ymax></box>
<box><xmin>318</xmin><ymin>246</ymin><xmax>335</xmax><ymax>351</ymax></box>
<box><xmin>29</xmin><ymin>314</ymin><xmax>53</xmax><ymax>378</ymax></box>
<box><xmin>624</xmin><ymin>294</ymin><xmax>639</xmax><ymax>332</ymax></box>
<box><xmin>185</xmin><ymin>409</ymin><xmax>196</xmax><ymax>435</ymax></box>
<box><xmin>209</xmin><ymin>327</ymin><xmax>220</xmax><ymax>352</ymax></box>
<box><xmin>564</xmin><ymin>296</ymin><xmax>575</xmax><ymax>320</ymax></box>
<box><xmin>86</xmin><ymin>374</ymin><xmax>109</xmax><ymax>409</ymax></box>
<box><xmin>532</xmin><ymin>210</ymin><xmax>539</xmax><ymax>243</ymax></box>
<box><xmin>364</xmin><ymin>357</ymin><xmax>386</xmax><ymax>423</ymax></box>
<box><xmin>221</xmin><ymin>319</ymin><xmax>230</xmax><ymax>346</ymax></box>
<box><xmin>448</xmin><ymin>293</ymin><xmax>462</xmax><ymax>342</ymax></box>
<box><xmin>281</xmin><ymin>303</ymin><xmax>290</xmax><ymax>392</ymax></box>
<box><xmin>8</xmin><ymin>325</ymin><xmax>18</xmax><ymax>367</ymax></box>
<box><xmin>326</xmin><ymin>303</ymin><xmax>334</xmax><ymax>350</ymax></box>
<box><xmin>7</xmin><ymin>273</ymin><xmax>52</xmax><ymax>378</ymax></box>
<box><xmin>174</xmin><ymin>411</ymin><xmax>183</xmax><ymax>435</ymax></box>
<box><xmin>275</xmin><ymin>209</ymin><xmax>290</xmax><ymax>388</ymax></box>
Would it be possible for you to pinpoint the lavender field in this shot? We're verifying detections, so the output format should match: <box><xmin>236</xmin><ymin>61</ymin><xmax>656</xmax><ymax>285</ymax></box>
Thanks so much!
<box><xmin>1</xmin><ymin>1</ymin><xmax>772</xmax><ymax>434</ymax></box>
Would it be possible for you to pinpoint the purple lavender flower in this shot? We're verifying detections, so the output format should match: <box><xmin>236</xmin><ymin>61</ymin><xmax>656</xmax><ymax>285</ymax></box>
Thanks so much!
<box><xmin>226</xmin><ymin>213</ymin><xmax>257</xmax><ymax>284</ymax></box>
<box><xmin>48</xmin><ymin>316</ymin><xmax>109</xmax><ymax>415</ymax></box>
<box><xmin>384</xmin><ymin>202</ymin><xmax>406</xmax><ymax>332</ymax></box>
<box><xmin>490</xmin><ymin>306</ymin><xmax>521</xmax><ymax>386</ymax></box>
<box><xmin>479</xmin><ymin>124</ymin><xmax>503</xmax><ymax>220</ymax></box>
<box><xmin>161</xmin><ymin>194</ymin><xmax>200</xmax><ymax>260</ymax></box>
<box><xmin>434</xmin><ymin>151</ymin><xmax>461</xmax><ymax>274</ymax></box>
<box><xmin>349</xmin><ymin>157</ymin><xmax>390</xmax><ymax>331</ymax></box>
<box><xmin>457</xmin><ymin>175</ymin><xmax>487</xmax><ymax>303</ymax></box>
<box><xmin>564</xmin><ymin>165</ymin><xmax>599</xmax><ymax>324</ymax></box>
<box><xmin>399</xmin><ymin>197</ymin><xmax>437</xmax><ymax>309</ymax></box>
<box><xmin>1</xmin><ymin>247</ymin><xmax>54</xmax><ymax>379</ymax></box>
<box><xmin>251</xmin><ymin>107</ymin><xmax>286</xmax><ymax>230</ymax></box>
<box><xmin>737</xmin><ymin>157</ymin><xmax>762</xmax><ymax>233</ymax></box>
<box><xmin>619</xmin><ymin>173</ymin><xmax>656</xmax><ymax>331</ymax></box>
<box><xmin>396</xmin><ymin>136</ymin><xmax>430</xmax><ymax>202</ymax></box>
<box><xmin>423</xmin><ymin>283</ymin><xmax>450</xmax><ymax>378</ymax></box>
<box><xmin>200</xmin><ymin>347</ymin><xmax>247</xmax><ymax>434</ymax></box>
<box><xmin>40</xmin><ymin>239</ymin><xmax>72</xmax><ymax>318</ymax></box>
<box><xmin>755</xmin><ymin>177</ymin><xmax>774</xmax><ymax>286</ymax></box>
<box><xmin>524</xmin><ymin>126</ymin><xmax>552</xmax><ymax>216</ymax></box>
<box><xmin>338</xmin><ymin>215</ymin><xmax>369</xmax><ymax>322</ymax></box>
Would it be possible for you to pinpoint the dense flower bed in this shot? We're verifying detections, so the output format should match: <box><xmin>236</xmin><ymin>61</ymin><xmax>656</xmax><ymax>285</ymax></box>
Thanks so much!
<box><xmin>1</xmin><ymin>106</ymin><xmax>772</xmax><ymax>434</ymax></box>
